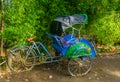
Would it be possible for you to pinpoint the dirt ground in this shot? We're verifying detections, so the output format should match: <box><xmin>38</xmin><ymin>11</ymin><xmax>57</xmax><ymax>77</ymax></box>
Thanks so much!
<box><xmin>0</xmin><ymin>53</ymin><xmax>120</xmax><ymax>82</ymax></box>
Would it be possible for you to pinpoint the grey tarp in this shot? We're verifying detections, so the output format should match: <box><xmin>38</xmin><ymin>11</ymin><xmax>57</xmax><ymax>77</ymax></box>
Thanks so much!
<box><xmin>54</xmin><ymin>14</ymin><xmax>88</xmax><ymax>31</ymax></box>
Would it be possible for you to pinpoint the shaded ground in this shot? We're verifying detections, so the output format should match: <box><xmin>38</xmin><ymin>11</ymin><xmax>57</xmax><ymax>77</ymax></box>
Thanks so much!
<box><xmin>0</xmin><ymin>53</ymin><xmax>120</xmax><ymax>82</ymax></box>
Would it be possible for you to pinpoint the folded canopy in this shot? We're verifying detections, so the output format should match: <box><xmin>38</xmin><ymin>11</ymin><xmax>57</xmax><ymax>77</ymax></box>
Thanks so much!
<box><xmin>50</xmin><ymin>14</ymin><xmax>88</xmax><ymax>36</ymax></box>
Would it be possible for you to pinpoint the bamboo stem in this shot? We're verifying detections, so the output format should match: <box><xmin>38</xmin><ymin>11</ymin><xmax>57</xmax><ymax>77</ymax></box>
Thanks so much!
<box><xmin>0</xmin><ymin>11</ymin><xmax>4</xmax><ymax>56</ymax></box>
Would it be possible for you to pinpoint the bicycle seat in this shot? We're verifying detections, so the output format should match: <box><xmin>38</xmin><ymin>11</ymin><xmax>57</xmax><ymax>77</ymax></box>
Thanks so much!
<box><xmin>27</xmin><ymin>36</ymin><xmax>36</xmax><ymax>42</ymax></box>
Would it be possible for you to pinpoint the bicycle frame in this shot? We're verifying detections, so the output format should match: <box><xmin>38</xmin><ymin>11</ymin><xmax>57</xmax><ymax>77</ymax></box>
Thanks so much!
<box><xmin>28</xmin><ymin>41</ymin><xmax>61</xmax><ymax>64</ymax></box>
<box><xmin>30</xmin><ymin>42</ymin><xmax>51</xmax><ymax>56</ymax></box>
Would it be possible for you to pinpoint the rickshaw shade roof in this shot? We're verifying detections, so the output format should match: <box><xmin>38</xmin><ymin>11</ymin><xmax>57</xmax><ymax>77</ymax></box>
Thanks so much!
<box><xmin>50</xmin><ymin>14</ymin><xmax>88</xmax><ymax>36</ymax></box>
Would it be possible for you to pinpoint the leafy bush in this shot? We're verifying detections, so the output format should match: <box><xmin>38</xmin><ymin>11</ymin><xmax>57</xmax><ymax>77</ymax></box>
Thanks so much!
<box><xmin>67</xmin><ymin>0</ymin><xmax>120</xmax><ymax>46</ymax></box>
<box><xmin>88</xmin><ymin>11</ymin><xmax>120</xmax><ymax>45</ymax></box>
<box><xmin>2</xmin><ymin>0</ymin><xmax>71</xmax><ymax>48</ymax></box>
<box><xmin>2</xmin><ymin>0</ymin><xmax>120</xmax><ymax>48</ymax></box>
<box><xmin>87</xmin><ymin>0</ymin><xmax>120</xmax><ymax>46</ymax></box>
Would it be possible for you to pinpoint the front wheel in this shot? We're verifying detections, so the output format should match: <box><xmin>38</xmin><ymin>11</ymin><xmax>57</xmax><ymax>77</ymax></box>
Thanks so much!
<box><xmin>7</xmin><ymin>46</ymin><xmax>35</xmax><ymax>73</ymax></box>
<box><xmin>68</xmin><ymin>57</ymin><xmax>92</xmax><ymax>76</ymax></box>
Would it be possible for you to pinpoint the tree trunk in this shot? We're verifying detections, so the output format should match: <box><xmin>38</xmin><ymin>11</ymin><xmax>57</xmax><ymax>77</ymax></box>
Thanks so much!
<box><xmin>0</xmin><ymin>0</ymin><xmax>4</xmax><ymax>56</ymax></box>
<box><xmin>0</xmin><ymin>11</ymin><xmax>4</xmax><ymax>56</ymax></box>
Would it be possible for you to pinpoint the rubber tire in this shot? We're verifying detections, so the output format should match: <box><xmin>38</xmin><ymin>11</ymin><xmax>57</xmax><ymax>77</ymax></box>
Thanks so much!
<box><xmin>68</xmin><ymin>57</ymin><xmax>92</xmax><ymax>76</ymax></box>
<box><xmin>7</xmin><ymin>46</ymin><xmax>35</xmax><ymax>73</ymax></box>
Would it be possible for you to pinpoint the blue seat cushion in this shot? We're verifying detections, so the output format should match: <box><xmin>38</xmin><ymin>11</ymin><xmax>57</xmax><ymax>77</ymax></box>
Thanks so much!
<box><xmin>52</xmin><ymin>34</ymin><xmax>78</xmax><ymax>56</ymax></box>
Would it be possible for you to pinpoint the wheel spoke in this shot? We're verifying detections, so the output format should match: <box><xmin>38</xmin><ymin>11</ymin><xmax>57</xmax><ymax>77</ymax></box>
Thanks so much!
<box><xmin>68</xmin><ymin>57</ymin><xmax>92</xmax><ymax>76</ymax></box>
<box><xmin>7</xmin><ymin>46</ymin><xmax>35</xmax><ymax>73</ymax></box>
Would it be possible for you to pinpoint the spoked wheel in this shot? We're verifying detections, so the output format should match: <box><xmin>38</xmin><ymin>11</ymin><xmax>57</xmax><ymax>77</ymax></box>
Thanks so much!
<box><xmin>7</xmin><ymin>46</ymin><xmax>35</xmax><ymax>73</ymax></box>
<box><xmin>24</xmin><ymin>49</ymin><xmax>35</xmax><ymax>67</ymax></box>
<box><xmin>68</xmin><ymin>57</ymin><xmax>92</xmax><ymax>76</ymax></box>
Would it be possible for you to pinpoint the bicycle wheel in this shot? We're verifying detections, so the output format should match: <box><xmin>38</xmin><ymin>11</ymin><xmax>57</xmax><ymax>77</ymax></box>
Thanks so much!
<box><xmin>7</xmin><ymin>46</ymin><xmax>35</xmax><ymax>73</ymax></box>
<box><xmin>68</xmin><ymin>57</ymin><xmax>92</xmax><ymax>76</ymax></box>
<box><xmin>24</xmin><ymin>48</ymin><xmax>36</xmax><ymax>67</ymax></box>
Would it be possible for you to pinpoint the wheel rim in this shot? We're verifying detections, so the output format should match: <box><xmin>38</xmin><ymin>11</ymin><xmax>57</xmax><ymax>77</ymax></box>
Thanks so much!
<box><xmin>68</xmin><ymin>57</ymin><xmax>92</xmax><ymax>76</ymax></box>
<box><xmin>24</xmin><ymin>50</ymin><xmax>35</xmax><ymax>67</ymax></box>
<box><xmin>8</xmin><ymin>49</ymin><xmax>25</xmax><ymax>72</ymax></box>
<box><xmin>7</xmin><ymin>47</ymin><xmax>35</xmax><ymax>73</ymax></box>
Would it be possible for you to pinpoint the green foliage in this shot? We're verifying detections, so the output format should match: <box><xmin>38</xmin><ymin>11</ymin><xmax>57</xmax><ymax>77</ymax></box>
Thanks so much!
<box><xmin>3</xmin><ymin>0</ymin><xmax>38</xmax><ymax>47</ymax></box>
<box><xmin>88</xmin><ymin>11</ymin><xmax>120</xmax><ymax>45</ymax></box>
<box><xmin>65</xmin><ymin>0</ymin><xmax>120</xmax><ymax>46</ymax></box>
<box><xmin>2</xmin><ymin>0</ymin><xmax>120</xmax><ymax>48</ymax></box>
<box><xmin>3</xmin><ymin>0</ymin><xmax>71</xmax><ymax>47</ymax></box>
<box><xmin>87</xmin><ymin>0</ymin><xmax>120</xmax><ymax>45</ymax></box>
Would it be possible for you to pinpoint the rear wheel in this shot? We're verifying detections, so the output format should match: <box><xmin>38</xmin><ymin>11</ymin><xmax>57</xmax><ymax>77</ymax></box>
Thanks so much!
<box><xmin>7</xmin><ymin>46</ymin><xmax>35</xmax><ymax>73</ymax></box>
<box><xmin>68</xmin><ymin>57</ymin><xmax>92</xmax><ymax>76</ymax></box>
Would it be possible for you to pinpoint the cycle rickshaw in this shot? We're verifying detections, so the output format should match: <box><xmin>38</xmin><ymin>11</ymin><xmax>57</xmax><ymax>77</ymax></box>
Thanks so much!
<box><xmin>7</xmin><ymin>14</ymin><xmax>97</xmax><ymax>76</ymax></box>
